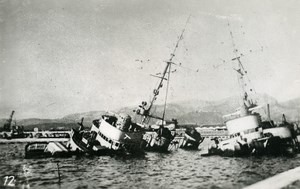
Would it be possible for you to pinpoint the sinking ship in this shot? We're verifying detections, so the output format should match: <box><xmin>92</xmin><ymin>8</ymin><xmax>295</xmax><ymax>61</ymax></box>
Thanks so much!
<box><xmin>215</xmin><ymin>94</ymin><xmax>264</xmax><ymax>156</ymax></box>
<box><xmin>204</xmin><ymin>22</ymin><xmax>298</xmax><ymax>156</ymax></box>
<box><xmin>133</xmin><ymin>17</ymin><xmax>194</xmax><ymax>152</ymax></box>
<box><xmin>177</xmin><ymin>127</ymin><xmax>204</xmax><ymax>150</ymax></box>
<box><xmin>69</xmin><ymin>17</ymin><xmax>195</xmax><ymax>155</ymax></box>
<box><xmin>69</xmin><ymin>113</ymin><xmax>145</xmax><ymax>156</ymax></box>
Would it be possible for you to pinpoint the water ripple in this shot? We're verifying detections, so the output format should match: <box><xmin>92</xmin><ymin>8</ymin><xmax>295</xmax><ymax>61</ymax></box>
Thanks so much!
<box><xmin>1</xmin><ymin>144</ymin><xmax>300</xmax><ymax>188</ymax></box>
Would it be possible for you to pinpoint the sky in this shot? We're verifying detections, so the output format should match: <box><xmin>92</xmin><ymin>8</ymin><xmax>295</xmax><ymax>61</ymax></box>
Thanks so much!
<box><xmin>0</xmin><ymin>0</ymin><xmax>299</xmax><ymax>119</ymax></box>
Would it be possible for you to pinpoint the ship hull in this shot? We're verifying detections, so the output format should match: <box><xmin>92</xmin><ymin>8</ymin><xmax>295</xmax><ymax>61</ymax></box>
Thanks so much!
<box><xmin>208</xmin><ymin>115</ymin><xmax>261</xmax><ymax>156</ymax></box>
<box><xmin>91</xmin><ymin>117</ymin><xmax>145</xmax><ymax>155</ymax></box>
<box><xmin>205</xmin><ymin>114</ymin><xmax>262</xmax><ymax>156</ymax></box>
<box><xmin>69</xmin><ymin>129</ymin><xmax>112</xmax><ymax>156</ymax></box>
<box><xmin>207</xmin><ymin>116</ymin><xmax>298</xmax><ymax>156</ymax></box>
<box><xmin>180</xmin><ymin>129</ymin><xmax>204</xmax><ymax>150</ymax></box>
<box><xmin>143</xmin><ymin>131</ymin><xmax>171</xmax><ymax>152</ymax></box>
<box><xmin>252</xmin><ymin>126</ymin><xmax>297</xmax><ymax>156</ymax></box>
<box><xmin>25</xmin><ymin>142</ymin><xmax>71</xmax><ymax>159</ymax></box>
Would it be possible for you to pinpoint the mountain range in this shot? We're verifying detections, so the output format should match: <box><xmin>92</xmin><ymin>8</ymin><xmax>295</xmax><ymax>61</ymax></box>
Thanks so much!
<box><xmin>0</xmin><ymin>94</ymin><xmax>299</xmax><ymax>130</ymax></box>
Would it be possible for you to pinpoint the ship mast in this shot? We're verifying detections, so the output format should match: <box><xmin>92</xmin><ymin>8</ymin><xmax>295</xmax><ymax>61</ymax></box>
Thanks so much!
<box><xmin>227</xmin><ymin>20</ymin><xmax>255</xmax><ymax>109</ymax></box>
<box><xmin>135</xmin><ymin>15</ymin><xmax>190</xmax><ymax>125</ymax></box>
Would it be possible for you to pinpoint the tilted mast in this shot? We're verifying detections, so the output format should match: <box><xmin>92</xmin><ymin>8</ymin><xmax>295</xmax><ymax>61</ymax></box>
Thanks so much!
<box><xmin>227</xmin><ymin>20</ymin><xmax>256</xmax><ymax>109</ymax></box>
<box><xmin>135</xmin><ymin>15</ymin><xmax>191</xmax><ymax>125</ymax></box>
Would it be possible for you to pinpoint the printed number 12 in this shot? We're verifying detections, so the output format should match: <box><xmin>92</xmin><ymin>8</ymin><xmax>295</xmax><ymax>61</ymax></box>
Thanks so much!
<box><xmin>4</xmin><ymin>176</ymin><xmax>15</xmax><ymax>186</ymax></box>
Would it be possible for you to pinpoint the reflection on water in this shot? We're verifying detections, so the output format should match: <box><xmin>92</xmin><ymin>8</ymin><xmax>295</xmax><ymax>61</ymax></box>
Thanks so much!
<box><xmin>1</xmin><ymin>141</ymin><xmax>300</xmax><ymax>189</ymax></box>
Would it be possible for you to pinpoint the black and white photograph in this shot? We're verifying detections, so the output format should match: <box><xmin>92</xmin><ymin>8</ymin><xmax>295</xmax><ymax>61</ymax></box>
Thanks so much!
<box><xmin>0</xmin><ymin>0</ymin><xmax>300</xmax><ymax>188</ymax></box>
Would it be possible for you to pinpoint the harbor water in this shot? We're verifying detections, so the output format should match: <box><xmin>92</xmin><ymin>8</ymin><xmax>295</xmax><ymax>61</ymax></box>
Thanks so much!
<box><xmin>1</xmin><ymin>140</ymin><xmax>300</xmax><ymax>189</ymax></box>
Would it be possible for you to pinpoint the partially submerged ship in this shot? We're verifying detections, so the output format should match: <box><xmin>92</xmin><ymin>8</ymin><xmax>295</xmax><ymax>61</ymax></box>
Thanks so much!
<box><xmin>253</xmin><ymin>112</ymin><xmax>298</xmax><ymax>156</ymax></box>
<box><xmin>70</xmin><ymin>112</ymin><xmax>145</xmax><ymax>156</ymax></box>
<box><xmin>89</xmin><ymin>113</ymin><xmax>145</xmax><ymax>154</ymax></box>
<box><xmin>142</xmin><ymin>120</ymin><xmax>177</xmax><ymax>152</ymax></box>
<box><xmin>25</xmin><ymin>141</ymin><xmax>71</xmax><ymax>159</ymax></box>
<box><xmin>216</xmin><ymin>93</ymin><xmax>263</xmax><ymax>156</ymax></box>
<box><xmin>205</xmin><ymin>22</ymin><xmax>298</xmax><ymax>157</ymax></box>
<box><xmin>69</xmin><ymin>17</ymin><xmax>194</xmax><ymax>155</ymax></box>
<box><xmin>133</xmin><ymin>18</ymin><xmax>193</xmax><ymax>152</ymax></box>
<box><xmin>178</xmin><ymin>127</ymin><xmax>204</xmax><ymax>150</ymax></box>
<box><xmin>172</xmin><ymin>124</ymin><xmax>204</xmax><ymax>150</ymax></box>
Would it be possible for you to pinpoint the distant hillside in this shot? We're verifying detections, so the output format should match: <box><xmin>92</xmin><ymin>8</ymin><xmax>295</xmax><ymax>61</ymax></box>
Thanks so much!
<box><xmin>62</xmin><ymin>111</ymin><xmax>106</xmax><ymax>127</ymax></box>
<box><xmin>177</xmin><ymin>111</ymin><xmax>223</xmax><ymax>125</ymax></box>
<box><xmin>281</xmin><ymin>97</ymin><xmax>300</xmax><ymax>110</ymax></box>
<box><xmin>169</xmin><ymin>99</ymin><xmax>215</xmax><ymax>112</ymax></box>
<box><xmin>23</xmin><ymin>123</ymin><xmax>78</xmax><ymax>131</ymax></box>
<box><xmin>18</xmin><ymin>118</ymin><xmax>70</xmax><ymax>125</ymax></box>
<box><xmin>117</xmin><ymin>103</ymin><xmax>223</xmax><ymax>125</ymax></box>
<box><xmin>0</xmin><ymin>119</ymin><xmax>78</xmax><ymax>131</ymax></box>
<box><xmin>0</xmin><ymin>94</ymin><xmax>299</xmax><ymax>130</ymax></box>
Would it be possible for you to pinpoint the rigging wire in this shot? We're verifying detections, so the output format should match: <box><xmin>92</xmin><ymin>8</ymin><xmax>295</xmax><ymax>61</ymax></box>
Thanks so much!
<box><xmin>226</xmin><ymin>19</ymin><xmax>260</xmax><ymax>104</ymax></box>
<box><xmin>226</xmin><ymin>19</ymin><xmax>244</xmax><ymax>101</ymax></box>
<box><xmin>142</xmin><ymin>14</ymin><xmax>191</xmax><ymax>124</ymax></box>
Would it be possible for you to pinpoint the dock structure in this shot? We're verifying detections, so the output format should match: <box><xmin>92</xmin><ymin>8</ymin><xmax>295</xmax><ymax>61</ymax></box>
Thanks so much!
<box><xmin>197</xmin><ymin>125</ymin><xmax>229</xmax><ymax>140</ymax></box>
<box><xmin>0</xmin><ymin>138</ymin><xmax>69</xmax><ymax>144</ymax></box>
<box><xmin>0</xmin><ymin>131</ymin><xmax>71</xmax><ymax>143</ymax></box>
<box><xmin>243</xmin><ymin>166</ymin><xmax>300</xmax><ymax>189</ymax></box>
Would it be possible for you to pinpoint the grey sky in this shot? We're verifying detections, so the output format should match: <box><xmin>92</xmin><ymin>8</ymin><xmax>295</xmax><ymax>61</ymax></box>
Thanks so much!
<box><xmin>0</xmin><ymin>0</ymin><xmax>299</xmax><ymax>119</ymax></box>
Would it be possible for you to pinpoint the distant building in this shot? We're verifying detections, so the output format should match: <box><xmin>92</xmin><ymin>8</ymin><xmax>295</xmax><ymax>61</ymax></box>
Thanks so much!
<box><xmin>178</xmin><ymin>123</ymin><xmax>229</xmax><ymax>139</ymax></box>
<box><xmin>197</xmin><ymin>124</ymin><xmax>229</xmax><ymax>139</ymax></box>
